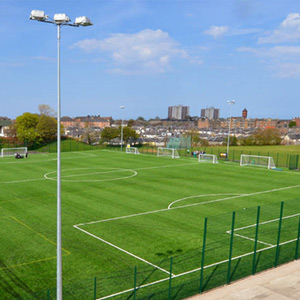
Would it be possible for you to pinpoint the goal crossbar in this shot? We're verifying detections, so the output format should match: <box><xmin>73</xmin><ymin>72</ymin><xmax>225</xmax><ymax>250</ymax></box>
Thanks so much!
<box><xmin>240</xmin><ymin>154</ymin><xmax>276</xmax><ymax>169</ymax></box>
<box><xmin>157</xmin><ymin>147</ymin><xmax>180</xmax><ymax>159</ymax></box>
<box><xmin>1</xmin><ymin>147</ymin><xmax>28</xmax><ymax>158</ymax></box>
<box><xmin>126</xmin><ymin>147</ymin><xmax>140</xmax><ymax>154</ymax></box>
<box><xmin>198</xmin><ymin>153</ymin><xmax>218</xmax><ymax>164</ymax></box>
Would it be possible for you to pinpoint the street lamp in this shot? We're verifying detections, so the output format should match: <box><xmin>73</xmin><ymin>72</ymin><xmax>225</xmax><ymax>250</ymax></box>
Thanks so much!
<box><xmin>226</xmin><ymin>100</ymin><xmax>235</xmax><ymax>159</ymax></box>
<box><xmin>120</xmin><ymin>106</ymin><xmax>125</xmax><ymax>151</ymax></box>
<box><xmin>30</xmin><ymin>10</ymin><xmax>92</xmax><ymax>300</ymax></box>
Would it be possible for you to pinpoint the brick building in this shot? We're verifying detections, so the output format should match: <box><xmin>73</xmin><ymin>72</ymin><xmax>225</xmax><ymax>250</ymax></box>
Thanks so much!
<box><xmin>61</xmin><ymin>115</ymin><xmax>112</xmax><ymax>129</ymax></box>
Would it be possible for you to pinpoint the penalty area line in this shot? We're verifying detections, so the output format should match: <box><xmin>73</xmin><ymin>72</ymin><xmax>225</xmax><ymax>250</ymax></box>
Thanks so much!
<box><xmin>74</xmin><ymin>225</ymin><xmax>174</xmax><ymax>276</ymax></box>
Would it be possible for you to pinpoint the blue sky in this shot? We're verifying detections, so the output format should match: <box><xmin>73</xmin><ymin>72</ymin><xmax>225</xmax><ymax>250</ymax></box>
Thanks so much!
<box><xmin>1</xmin><ymin>0</ymin><xmax>300</xmax><ymax>120</ymax></box>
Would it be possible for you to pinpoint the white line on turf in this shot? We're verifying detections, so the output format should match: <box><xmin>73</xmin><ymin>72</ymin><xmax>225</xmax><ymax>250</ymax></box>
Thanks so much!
<box><xmin>225</xmin><ymin>212</ymin><xmax>300</xmax><ymax>247</ymax></box>
<box><xmin>231</xmin><ymin>232</ymin><xmax>274</xmax><ymax>246</ymax></box>
<box><xmin>75</xmin><ymin>183</ymin><xmax>300</xmax><ymax>227</ymax></box>
<box><xmin>232</xmin><ymin>212</ymin><xmax>300</xmax><ymax>232</ymax></box>
<box><xmin>168</xmin><ymin>193</ymin><xmax>245</xmax><ymax>209</ymax></box>
<box><xmin>95</xmin><ymin>237</ymin><xmax>299</xmax><ymax>300</ymax></box>
<box><xmin>44</xmin><ymin>168</ymin><xmax>137</xmax><ymax>182</ymax></box>
<box><xmin>2</xmin><ymin>178</ymin><xmax>47</xmax><ymax>184</ymax></box>
<box><xmin>74</xmin><ymin>225</ymin><xmax>173</xmax><ymax>276</ymax></box>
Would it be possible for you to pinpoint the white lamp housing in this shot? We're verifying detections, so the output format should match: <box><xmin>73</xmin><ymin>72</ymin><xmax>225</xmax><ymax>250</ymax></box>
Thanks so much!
<box><xmin>74</xmin><ymin>16</ymin><xmax>93</xmax><ymax>26</ymax></box>
<box><xmin>30</xmin><ymin>10</ymin><xmax>48</xmax><ymax>21</ymax></box>
<box><xmin>54</xmin><ymin>13</ymin><xmax>70</xmax><ymax>24</ymax></box>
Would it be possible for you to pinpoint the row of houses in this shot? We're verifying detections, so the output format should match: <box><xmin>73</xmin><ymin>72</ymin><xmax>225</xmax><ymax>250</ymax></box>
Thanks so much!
<box><xmin>198</xmin><ymin>117</ymin><xmax>291</xmax><ymax>130</ymax></box>
<box><xmin>2</xmin><ymin>115</ymin><xmax>300</xmax><ymax>145</ymax></box>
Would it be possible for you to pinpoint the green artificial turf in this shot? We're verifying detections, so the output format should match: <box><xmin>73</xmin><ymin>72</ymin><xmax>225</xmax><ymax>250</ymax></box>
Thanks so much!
<box><xmin>0</xmin><ymin>149</ymin><xmax>299</xmax><ymax>299</ymax></box>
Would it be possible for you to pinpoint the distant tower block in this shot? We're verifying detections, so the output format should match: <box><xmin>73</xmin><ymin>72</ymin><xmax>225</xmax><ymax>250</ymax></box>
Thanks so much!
<box><xmin>242</xmin><ymin>108</ymin><xmax>248</xmax><ymax>118</ymax></box>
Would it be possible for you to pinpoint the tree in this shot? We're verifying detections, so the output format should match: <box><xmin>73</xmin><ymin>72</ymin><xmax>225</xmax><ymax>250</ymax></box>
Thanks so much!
<box><xmin>289</xmin><ymin>121</ymin><xmax>297</xmax><ymax>128</ymax></box>
<box><xmin>36</xmin><ymin>115</ymin><xmax>57</xmax><ymax>142</ymax></box>
<box><xmin>252</xmin><ymin>128</ymin><xmax>281</xmax><ymax>145</ymax></box>
<box><xmin>127</xmin><ymin>119</ymin><xmax>135</xmax><ymax>128</ymax></box>
<box><xmin>240</xmin><ymin>136</ymin><xmax>255</xmax><ymax>146</ymax></box>
<box><xmin>101</xmin><ymin>127</ymin><xmax>119</xmax><ymax>142</ymax></box>
<box><xmin>38</xmin><ymin>104</ymin><xmax>55</xmax><ymax>117</ymax></box>
<box><xmin>81</xmin><ymin>130</ymin><xmax>99</xmax><ymax>145</ymax></box>
<box><xmin>223</xmin><ymin>135</ymin><xmax>238</xmax><ymax>146</ymax></box>
<box><xmin>121</xmin><ymin>126</ymin><xmax>139</xmax><ymax>143</ymax></box>
<box><xmin>15</xmin><ymin>112</ymin><xmax>40</xmax><ymax>144</ymax></box>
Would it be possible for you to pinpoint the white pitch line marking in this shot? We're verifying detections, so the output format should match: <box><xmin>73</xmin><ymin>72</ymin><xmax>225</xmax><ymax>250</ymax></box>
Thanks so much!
<box><xmin>75</xmin><ymin>184</ymin><xmax>300</xmax><ymax>227</ymax></box>
<box><xmin>226</xmin><ymin>213</ymin><xmax>300</xmax><ymax>247</ymax></box>
<box><xmin>233</xmin><ymin>212</ymin><xmax>300</xmax><ymax>232</ymax></box>
<box><xmin>232</xmin><ymin>232</ymin><xmax>274</xmax><ymax>247</ymax></box>
<box><xmin>168</xmin><ymin>193</ymin><xmax>245</xmax><ymax>209</ymax></box>
<box><xmin>74</xmin><ymin>225</ymin><xmax>173</xmax><ymax>276</ymax></box>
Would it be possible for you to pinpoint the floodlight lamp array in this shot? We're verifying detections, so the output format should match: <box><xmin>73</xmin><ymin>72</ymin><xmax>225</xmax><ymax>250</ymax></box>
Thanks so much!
<box><xmin>29</xmin><ymin>10</ymin><xmax>93</xmax><ymax>26</ymax></box>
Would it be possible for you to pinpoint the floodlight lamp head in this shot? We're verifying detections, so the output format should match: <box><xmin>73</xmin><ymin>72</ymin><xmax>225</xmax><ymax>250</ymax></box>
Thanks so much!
<box><xmin>30</xmin><ymin>10</ymin><xmax>48</xmax><ymax>21</ymax></box>
<box><xmin>227</xmin><ymin>100</ymin><xmax>235</xmax><ymax>105</ymax></box>
<box><xmin>53</xmin><ymin>13</ymin><xmax>70</xmax><ymax>24</ymax></box>
<box><xmin>74</xmin><ymin>16</ymin><xmax>93</xmax><ymax>26</ymax></box>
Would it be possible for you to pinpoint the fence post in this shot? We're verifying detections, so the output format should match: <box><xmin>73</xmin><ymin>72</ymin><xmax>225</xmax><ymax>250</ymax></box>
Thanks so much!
<box><xmin>227</xmin><ymin>211</ymin><xmax>235</xmax><ymax>284</ymax></box>
<box><xmin>295</xmin><ymin>214</ymin><xmax>300</xmax><ymax>260</ymax></box>
<box><xmin>133</xmin><ymin>266</ymin><xmax>137</xmax><ymax>300</ymax></box>
<box><xmin>199</xmin><ymin>218</ymin><xmax>208</xmax><ymax>294</ymax></box>
<box><xmin>47</xmin><ymin>289</ymin><xmax>50</xmax><ymax>300</ymax></box>
<box><xmin>275</xmin><ymin>201</ymin><xmax>284</xmax><ymax>267</ymax></box>
<box><xmin>94</xmin><ymin>277</ymin><xmax>97</xmax><ymax>300</ymax></box>
<box><xmin>252</xmin><ymin>206</ymin><xmax>260</xmax><ymax>275</ymax></box>
<box><xmin>168</xmin><ymin>257</ymin><xmax>173</xmax><ymax>300</ymax></box>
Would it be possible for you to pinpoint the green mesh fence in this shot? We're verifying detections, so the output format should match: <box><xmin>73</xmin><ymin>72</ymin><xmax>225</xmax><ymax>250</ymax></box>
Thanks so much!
<box><xmin>10</xmin><ymin>198</ymin><xmax>300</xmax><ymax>300</ymax></box>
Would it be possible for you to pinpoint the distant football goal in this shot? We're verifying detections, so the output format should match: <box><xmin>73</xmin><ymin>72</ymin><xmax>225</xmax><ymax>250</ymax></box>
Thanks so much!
<box><xmin>126</xmin><ymin>147</ymin><xmax>140</xmax><ymax>155</ymax></box>
<box><xmin>198</xmin><ymin>153</ymin><xmax>218</xmax><ymax>164</ymax></box>
<box><xmin>240</xmin><ymin>154</ymin><xmax>276</xmax><ymax>169</ymax></box>
<box><xmin>1</xmin><ymin>147</ymin><xmax>28</xmax><ymax>158</ymax></box>
<box><xmin>157</xmin><ymin>147</ymin><xmax>180</xmax><ymax>159</ymax></box>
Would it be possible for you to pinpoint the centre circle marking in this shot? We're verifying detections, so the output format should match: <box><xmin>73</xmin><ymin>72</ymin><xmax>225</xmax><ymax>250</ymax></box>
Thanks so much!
<box><xmin>44</xmin><ymin>167</ymin><xmax>137</xmax><ymax>182</ymax></box>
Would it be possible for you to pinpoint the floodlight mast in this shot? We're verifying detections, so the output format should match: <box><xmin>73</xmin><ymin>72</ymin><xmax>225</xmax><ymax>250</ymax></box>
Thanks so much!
<box><xmin>120</xmin><ymin>106</ymin><xmax>125</xmax><ymax>151</ymax></box>
<box><xmin>30</xmin><ymin>10</ymin><xmax>92</xmax><ymax>300</ymax></box>
<box><xmin>226</xmin><ymin>100</ymin><xmax>235</xmax><ymax>159</ymax></box>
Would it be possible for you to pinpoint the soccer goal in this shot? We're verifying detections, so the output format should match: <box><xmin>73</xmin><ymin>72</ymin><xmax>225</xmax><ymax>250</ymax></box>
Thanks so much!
<box><xmin>126</xmin><ymin>147</ymin><xmax>140</xmax><ymax>154</ymax></box>
<box><xmin>157</xmin><ymin>147</ymin><xmax>180</xmax><ymax>159</ymax></box>
<box><xmin>198</xmin><ymin>153</ymin><xmax>218</xmax><ymax>164</ymax></box>
<box><xmin>1</xmin><ymin>147</ymin><xmax>28</xmax><ymax>158</ymax></box>
<box><xmin>240</xmin><ymin>154</ymin><xmax>276</xmax><ymax>169</ymax></box>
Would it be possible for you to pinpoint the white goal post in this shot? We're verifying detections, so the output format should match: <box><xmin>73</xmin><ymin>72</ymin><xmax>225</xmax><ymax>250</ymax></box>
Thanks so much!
<box><xmin>240</xmin><ymin>154</ymin><xmax>276</xmax><ymax>169</ymax></box>
<box><xmin>198</xmin><ymin>153</ymin><xmax>218</xmax><ymax>164</ymax></box>
<box><xmin>0</xmin><ymin>147</ymin><xmax>28</xmax><ymax>158</ymax></box>
<box><xmin>157</xmin><ymin>147</ymin><xmax>180</xmax><ymax>159</ymax></box>
<box><xmin>126</xmin><ymin>147</ymin><xmax>140</xmax><ymax>154</ymax></box>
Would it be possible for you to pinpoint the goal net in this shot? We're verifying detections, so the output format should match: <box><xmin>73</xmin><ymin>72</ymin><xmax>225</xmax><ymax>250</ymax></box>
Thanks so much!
<box><xmin>198</xmin><ymin>153</ymin><xmax>218</xmax><ymax>164</ymax></box>
<box><xmin>157</xmin><ymin>147</ymin><xmax>180</xmax><ymax>159</ymax></box>
<box><xmin>240</xmin><ymin>154</ymin><xmax>276</xmax><ymax>169</ymax></box>
<box><xmin>126</xmin><ymin>147</ymin><xmax>140</xmax><ymax>154</ymax></box>
<box><xmin>1</xmin><ymin>147</ymin><xmax>28</xmax><ymax>158</ymax></box>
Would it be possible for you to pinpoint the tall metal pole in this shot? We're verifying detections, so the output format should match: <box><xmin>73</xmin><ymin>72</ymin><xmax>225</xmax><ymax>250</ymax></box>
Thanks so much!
<box><xmin>120</xmin><ymin>106</ymin><xmax>125</xmax><ymax>151</ymax></box>
<box><xmin>121</xmin><ymin>118</ymin><xmax>124</xmax><ymax>151</ymax></box>
<box><xmin>226</xmin><ymin>100</ymin><xmax>235</xmax><ymax>159</ymax></box>
<box><xmin>57</xmin><ymin>24</ymin><xmax>62</xmax><ymax>300</ymax></box>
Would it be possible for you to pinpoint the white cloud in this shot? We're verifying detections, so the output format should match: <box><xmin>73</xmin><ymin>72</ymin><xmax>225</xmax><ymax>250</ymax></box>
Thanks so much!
<box><xmin>237</xmin><ymin>46</ymin><xmax>300</xmax><ymax>78</ymax></box>
<box><xmin>275</xmin><ymin>63</ymin><xmax>300</xmax><ymax>78</ymax></box>
<box><xmin>258</xmin><ymin>13</ymin><xmax>300</xmax><ymax>44</ymax></box>
<box><xmin>73</xmin><ymin>29</ymin><xmax>189</xmax><ymax>74</ymax></box>
<box><xmin>238</xmin><ymin>46</ymin><xmax>300</xmax><ymax>58</ymax></box>
<box><xmin>204</xmin><ymin>26</ymin><xmax>229</xmax><ymax>38</ymax></box>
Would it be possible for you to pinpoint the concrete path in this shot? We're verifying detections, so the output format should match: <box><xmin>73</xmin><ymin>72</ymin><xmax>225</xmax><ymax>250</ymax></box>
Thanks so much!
<box><xmin>187</xmin><ymin>260</ymin><xmax>300</xmax><ymax>300</ymax></box>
